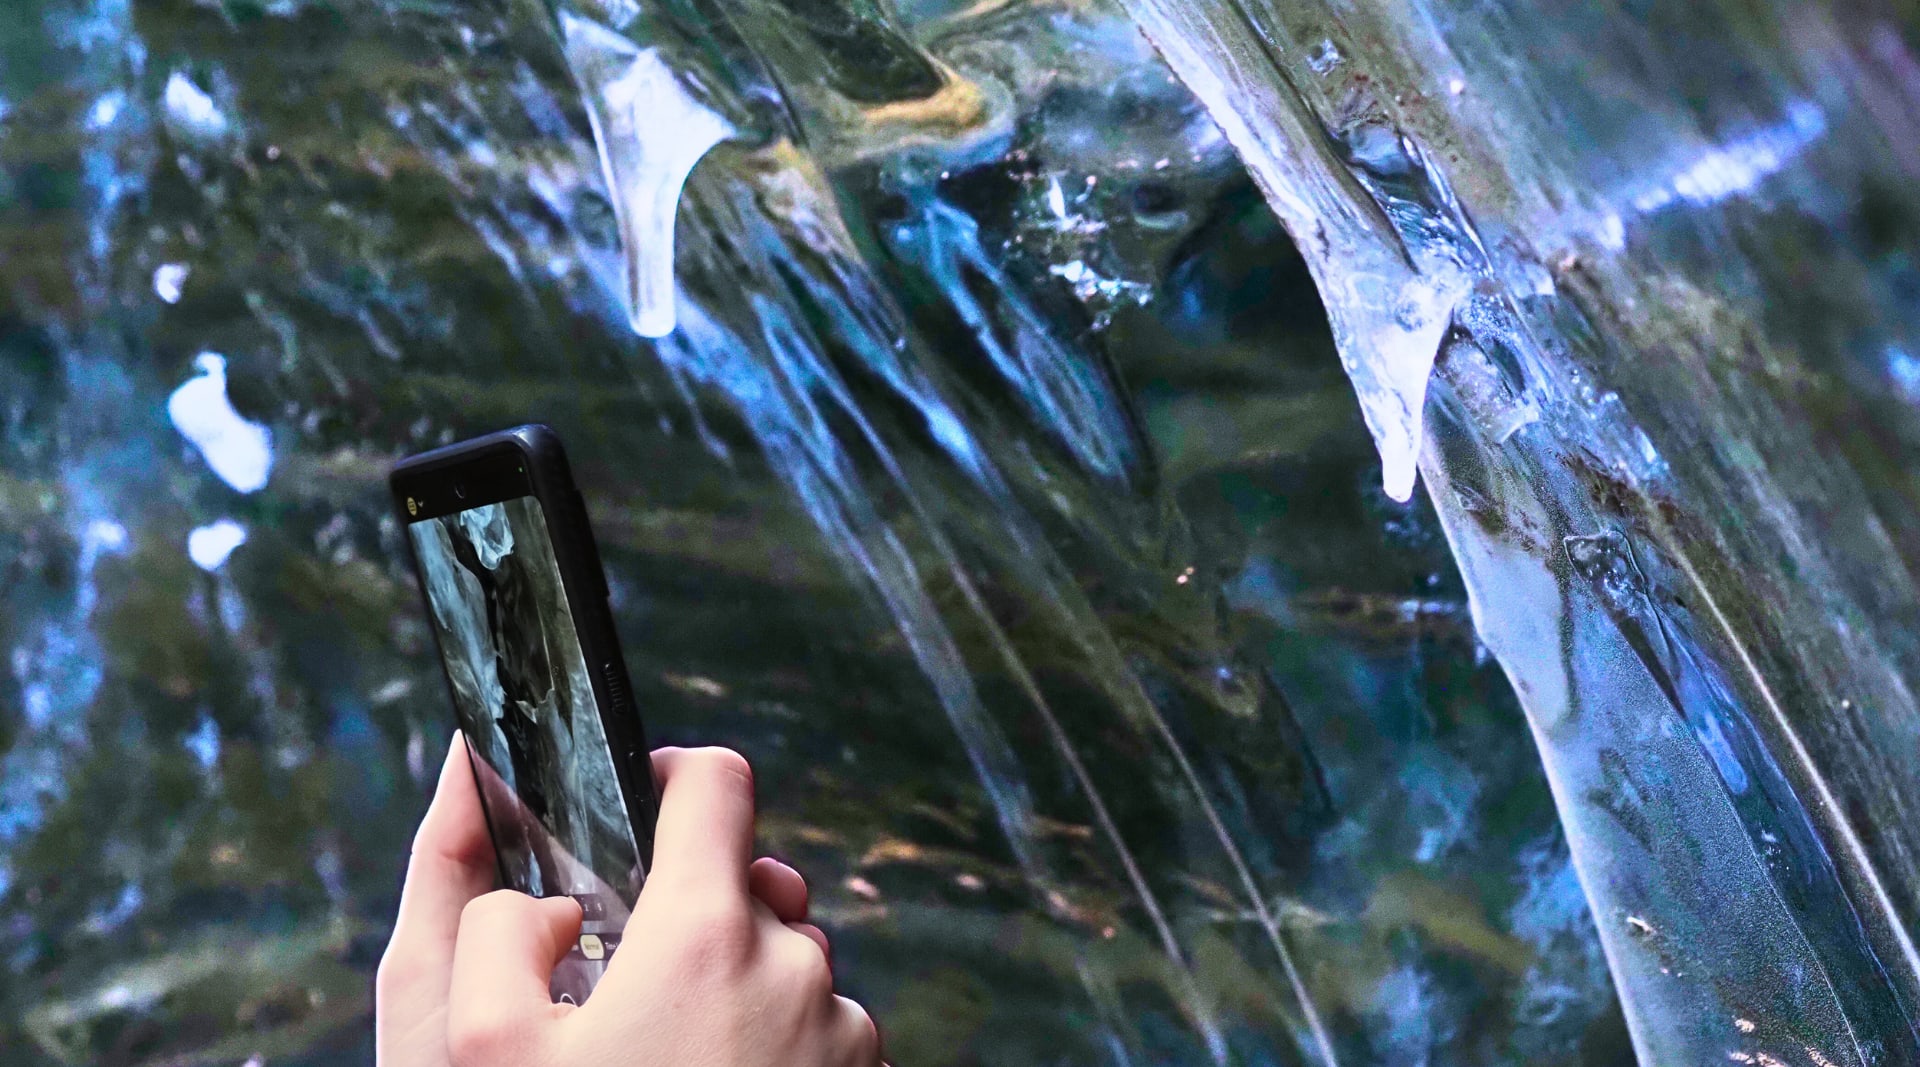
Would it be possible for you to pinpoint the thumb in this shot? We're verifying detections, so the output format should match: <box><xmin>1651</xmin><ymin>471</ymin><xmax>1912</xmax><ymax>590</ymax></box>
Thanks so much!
<box><xmin>446</xmin><ymin>891</ymin><xmax>583</xmax><ymax>1060</ymax></box>
<box><xmin>378</xmin><ymin>734</ymin><xmax>494</xmax><ymax>1059</ymax></box>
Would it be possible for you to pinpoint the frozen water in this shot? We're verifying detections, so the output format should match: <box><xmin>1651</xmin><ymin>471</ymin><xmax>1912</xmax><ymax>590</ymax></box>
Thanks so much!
<box><xmin>559</xmin><ymin>12</ymin><xmax>734</xmax><ymax>339</ymax></box>
<box><xmin>5</xmin><ymin>0</ymin><xmax>1919</xmax><ymax>1064</ymax></box>
<box><xmin>1108</xmin><ymin>0</ymin><xmax>1920</xmax><ymax>1062</ymax></box>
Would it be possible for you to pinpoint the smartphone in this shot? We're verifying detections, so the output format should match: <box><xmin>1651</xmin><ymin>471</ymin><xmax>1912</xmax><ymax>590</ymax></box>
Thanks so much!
<box><xmin>391</xmin><ymin>424</ymin><xmax>656</xmax><ymax>1006</ymax></box>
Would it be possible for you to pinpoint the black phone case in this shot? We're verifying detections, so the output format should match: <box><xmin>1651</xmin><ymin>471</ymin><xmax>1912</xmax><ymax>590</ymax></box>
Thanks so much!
<box><xmin>390</xmin><ymin>425</ymin><xmax>658</xmax><ymax>884</ymax></box>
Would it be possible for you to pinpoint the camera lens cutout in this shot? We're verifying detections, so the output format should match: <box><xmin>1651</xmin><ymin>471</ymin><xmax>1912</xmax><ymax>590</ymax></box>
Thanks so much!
<box><xmin>454</xmin><ymin>483</ymin><xmax>467</xmax><ymax>500</ymax></box>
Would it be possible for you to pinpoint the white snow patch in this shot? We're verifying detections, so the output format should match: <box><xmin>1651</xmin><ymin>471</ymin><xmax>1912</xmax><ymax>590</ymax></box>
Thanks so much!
<box><xmin>163</xmin><ymin>72</ymin><xmax>228</xmax><ymax>139</ymax></box>
<box><xmin>188</xmin><ymin>519</ymin><xmax>248</xmax><ymax>572</ymax></box>
<box><xmin>88</xmin><ymin>92</ymin><xmax>125</xmax><ymax>129</ymax></box>
<box><xmin>167</xmin><ymin>353</ymin><xmax>273</xmax><ymax>494</ymax></box>
<box><xmin>153</xmin><ymin>263</ymin><xmax>188</xmax><ymax>304</ymax></box>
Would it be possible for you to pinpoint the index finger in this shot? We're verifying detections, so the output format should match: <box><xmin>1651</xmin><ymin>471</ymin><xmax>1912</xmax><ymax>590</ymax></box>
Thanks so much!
<box><xmin>645</xmin><ymin>747</ymin><xmax>756</xmax><ymax>895</ymax></box>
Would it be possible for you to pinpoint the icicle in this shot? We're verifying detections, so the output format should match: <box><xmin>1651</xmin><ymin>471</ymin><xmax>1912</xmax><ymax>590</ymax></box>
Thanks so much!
<box><xmin>559</xmin><ymin>14</ymin><xmax>734</xmax><ymax>339</ymax></box>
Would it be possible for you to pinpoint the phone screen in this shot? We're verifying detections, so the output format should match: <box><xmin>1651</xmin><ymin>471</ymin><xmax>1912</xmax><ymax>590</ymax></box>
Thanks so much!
<box><xmin>407</xmin><ymin>493</ymin><xmax>641</xmax><ymax>1004</ymax></box>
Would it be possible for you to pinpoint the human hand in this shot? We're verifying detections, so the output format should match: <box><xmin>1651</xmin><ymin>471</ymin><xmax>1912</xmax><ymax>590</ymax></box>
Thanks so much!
<box><xmin>375</xmin><ymin>735</ymin><xmax>881</xmax><ymax>1067</ymax></box>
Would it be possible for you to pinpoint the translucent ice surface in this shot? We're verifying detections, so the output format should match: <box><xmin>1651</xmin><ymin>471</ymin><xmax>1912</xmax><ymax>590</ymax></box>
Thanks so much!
<box><xmin>3</xmin><ymin>0</ymin><xmax>1917</xmax><ymax>1064</ymax></box>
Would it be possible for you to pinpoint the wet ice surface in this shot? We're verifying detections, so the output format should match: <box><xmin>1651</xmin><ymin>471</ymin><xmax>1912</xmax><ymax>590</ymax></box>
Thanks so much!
<box><xmin>1112</xmin><ymin>1</ymin><xmax>1920</xmax><ymax>1063</ymax></box>
<box><xmin>1</xmin><ymin>0</ymin><xmax>1916</xmax><ymax>1065</ymax></box>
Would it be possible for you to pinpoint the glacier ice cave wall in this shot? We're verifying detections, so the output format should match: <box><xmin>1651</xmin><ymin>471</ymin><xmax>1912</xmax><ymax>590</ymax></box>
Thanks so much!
<box><xmin>1108</xmin><ymin>1</ymin><xmax>1920</xmax><ymax>1064</ymax></box>
<box><xmin>558</xmin><ymin>0</ymin><xmax>1920</xmax><ymax>1062</ymax></box>
<box><xmin>1</xmin><ymin>0</ymin><xmax>1917</xmax><ymax>1065</ymax></box>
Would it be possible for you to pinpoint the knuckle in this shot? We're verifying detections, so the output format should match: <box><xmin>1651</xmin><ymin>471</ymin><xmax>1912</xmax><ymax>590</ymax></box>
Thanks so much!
<box><xmin>691</xmin><ymin>746</ymin><xmax>754</xmax><ymax>795</ymax></box>
<box><xmin>782</xmin><ymin>938</ymin><xmax>834</xmax><ymax>1000</ymax></box>
<box><xmin>447</xmin><ymin>1012</ymin><xmax>519</xmax><ymax>1067</ymax></box>
<box><xmin>461</xmin><ymin>889</ymin><xmax>527</xmax><ymax>930</ymax></box>
<box><xmin>802</xmin><ymin>953</ymin><xmax>836</xmax><ymax>1001</ymax></box>
<box><xmin>839</xmin><ymin>997</ymin><xmax>882</xmax><ymax>1059</ymax></box>
<box><xmin>373</xmin><ymin>947</ymin><xmax>424</xmax><ymax>1001</ymax></box>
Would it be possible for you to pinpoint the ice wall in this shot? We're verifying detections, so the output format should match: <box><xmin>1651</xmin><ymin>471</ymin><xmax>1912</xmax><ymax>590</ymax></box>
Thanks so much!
<box><xmin>5</xmin><ymin>0</ymin><xmax>1916</xmax><ymax>1064</ymax></box>
<box><xmin>1112</xmin><ymin>0</ymin><xmax>1920</xmax><ymax>1062</ymax></box>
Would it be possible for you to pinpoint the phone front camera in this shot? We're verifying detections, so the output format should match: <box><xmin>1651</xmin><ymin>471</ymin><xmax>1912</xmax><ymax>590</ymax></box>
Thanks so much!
<box><xmin>454</xmin><ymin>483</ymin><xmax>468</xmax><ymax>500</ymax></box>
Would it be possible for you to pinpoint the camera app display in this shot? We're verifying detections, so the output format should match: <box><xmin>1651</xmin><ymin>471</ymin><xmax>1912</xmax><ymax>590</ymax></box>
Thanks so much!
<box><xmin>409</xmin><ymin>496</ymin><xmax>642</xmax><ymax>1002</ymax></box>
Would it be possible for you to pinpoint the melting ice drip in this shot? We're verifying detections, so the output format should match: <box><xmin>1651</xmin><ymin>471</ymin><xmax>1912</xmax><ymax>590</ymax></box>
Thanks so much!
<box><xmin>559</xmin><ymin>14</ymin><xmax>734</xmax><ymax>339</ymax></box>
<box><xmin>1112</xmin><ymin>2</ymin><xmax>1473</xmax><ymax>505</ymax></box>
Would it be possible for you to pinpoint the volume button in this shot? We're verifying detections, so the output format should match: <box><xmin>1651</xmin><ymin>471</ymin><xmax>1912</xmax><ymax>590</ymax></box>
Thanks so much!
<box><xmin>602</xmin><ymin>661</ymin><xmax>633</xmax><ymax>718</ymax></box>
